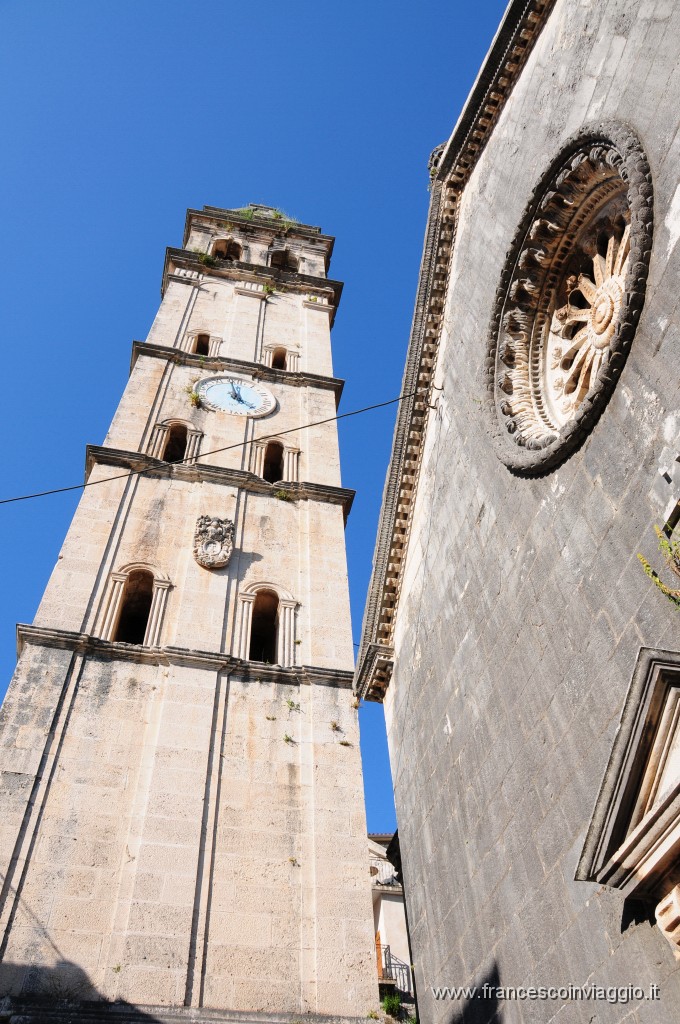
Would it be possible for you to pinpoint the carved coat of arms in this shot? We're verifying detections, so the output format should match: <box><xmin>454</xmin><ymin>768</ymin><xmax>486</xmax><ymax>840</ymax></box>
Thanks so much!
<box><xmin>193</xmin><ymin>515</ymin><xmax>235</xmax><ymax>569</ymax></box>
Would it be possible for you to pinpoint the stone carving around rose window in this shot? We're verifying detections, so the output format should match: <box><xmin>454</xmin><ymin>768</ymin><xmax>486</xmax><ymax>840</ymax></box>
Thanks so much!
<box><xmin>486</xmin><ymin>121</ymin><xmax>653</xmax><ymax>473</ymax></box>
<box><xmin>193</xmin><ymin>515</ymin><xmax>235</xmax><ymax>569</ymax></box>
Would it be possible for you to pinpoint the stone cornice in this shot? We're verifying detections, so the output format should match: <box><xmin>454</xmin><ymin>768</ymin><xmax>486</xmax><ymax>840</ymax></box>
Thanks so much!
<box><xmin>354</xmin><ymin>0</ymin><xmax>554</xmax><ymax>702</ymax></box>
<box><xmin>130</xmin><ymin>341</ymin><xmax>345</xmax><ymax>405</ymax></box>
<box><xmin>435</xmin><ymin>0</ymin><xmax>555</xmax><ymax>187</ymax></box>
<box><xmin>183</xmin><ymin>205</ymin><xmax>335</xmax><ymax>250</ymax></box>
<box><xmin>84</xmin><ymin>445</ymin><xmax>355</xmax><ymax>518</ymax></box>
<box><xmin>161</xmin><ymin>248</ymin><xmax>343</xmax><ymax>324</ymax></box>
<box><xmin>17</xmin><ymin>624</ymin><xmax>354</xmax><ymax>689</ymax></box>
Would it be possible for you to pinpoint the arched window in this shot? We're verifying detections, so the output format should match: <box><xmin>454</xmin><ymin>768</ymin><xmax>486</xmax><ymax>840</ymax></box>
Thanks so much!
<box><xmin>263</xmin><ymin>441</ymin><xmax>284</xmax><ymax>483</ymax></box>
<box><xmin>213</xmin><ymin>239</ymin><xmax>242</xmax><ymax>261</ymax></box>
<box><xmin>162</xmin><ymin>422</ymin><xmax>188</xmax><ymax>463</ymax></box>
<box><xmin>248</xmin><ymin>590</ymin><xmax>279</xmax><ymax>663</ymax></box>
<box><xmin>270</xmin><ymin>249</ymin><xmax>299</xmax><ymax>272</ymax></box>
<box><xmin>237</xmin><ymin>583</ymin><xmax>297</xmax><ymax>666</ymax></box>
<box><xmin>194</xmin><ymin>333</ymin><xmax>210</xmax><ymax>356</ymax></box>
<box><xmin>99</xmin><ymin>564</ymin><xmax>171</xmax><ymax>647</ymax></box>
<box><xmin>271</xmin><ymin>347</ymin><xmax>287</xmax><ymax>370</ymax></box>
<box><xmin>114</xmin><ymin>570</ymin><xmax>154</xmax><ymax>645</ymax></box>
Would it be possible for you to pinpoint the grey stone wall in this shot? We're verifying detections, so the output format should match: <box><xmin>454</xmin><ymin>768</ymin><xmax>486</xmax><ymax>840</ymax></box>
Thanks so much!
<box><xmin>385</xmin><ymin>2</ymin><xmax>680</xmax><ymax>1022</ymax></box>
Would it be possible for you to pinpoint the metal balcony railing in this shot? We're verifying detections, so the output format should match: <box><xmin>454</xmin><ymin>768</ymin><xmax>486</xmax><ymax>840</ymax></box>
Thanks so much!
<box><xmin>377</xmin><ymin>941</ymin><xmax>413</xmax><ymax>995</ymax></box>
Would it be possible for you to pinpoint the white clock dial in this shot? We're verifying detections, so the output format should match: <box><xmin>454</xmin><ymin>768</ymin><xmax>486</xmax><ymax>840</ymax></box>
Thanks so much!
<box><xmin>195</xmin><ymin>376</ymin><xmax>276</xmax><ymax>418</ymax></box>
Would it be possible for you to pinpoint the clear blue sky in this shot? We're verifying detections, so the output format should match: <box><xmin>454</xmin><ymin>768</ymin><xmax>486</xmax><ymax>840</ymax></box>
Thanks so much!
<box><xmin>0</xmin><ymin>0</ymin><xmax>507</xmax><ymax>832</ymax></box>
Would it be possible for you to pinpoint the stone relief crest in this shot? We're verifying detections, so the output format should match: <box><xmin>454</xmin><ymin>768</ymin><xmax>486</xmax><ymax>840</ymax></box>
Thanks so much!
<box><xmin>193</xmin><ymin>515</ymin><xmax>235</xmax><ymax>569</ymax></box>
<box><xmin>485</xmin><ymin>121</ymin><xmax>653</xmax><ymax>473</ymax></box>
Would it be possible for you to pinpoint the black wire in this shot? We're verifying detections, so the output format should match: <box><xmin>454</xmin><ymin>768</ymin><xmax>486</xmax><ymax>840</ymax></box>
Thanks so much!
<box><xmin>0</xmin><ymin>388</ymin><xmax>422</xmax><ymax>506</ymax></box>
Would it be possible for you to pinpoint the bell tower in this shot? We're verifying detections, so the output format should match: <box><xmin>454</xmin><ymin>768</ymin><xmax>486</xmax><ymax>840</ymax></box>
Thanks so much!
<box><xmin>0</xmin><ymin>205</ymin><xmax>377</xmax><ymax>1018</ymax></box>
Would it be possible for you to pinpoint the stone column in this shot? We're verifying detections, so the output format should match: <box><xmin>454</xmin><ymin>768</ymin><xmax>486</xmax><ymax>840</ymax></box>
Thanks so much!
<box><xmin>284</xmin><ymin>448</ymin><xmax>299</xmax><ymax>482</ymax></box>
<box><xmin>278</xmin><ymin>600</ymin><xmax>297</xmax><ymax>666</ymax></box>
<box><xmin>186</xmin><ymin>429</ymin><xmax>203</xmax><ymax>464</ymax></box>
<box><xmin>237</xmin><ymin>594</ymin><xmax>256</xmax><ymax>659</ymax></box>
<box><xmin>262</xmin><ymin>347</ymin><xmax>273</xmax><ymax>368</ymax></box>
<box><xmin>252</xmin><ymin>443</ymin><xmax>266</xmax><ymax>478</ymax></box>
<box><xmin>287</xmin><ymin>351</ymin><xmax>300</xmax><ymax>372</ymax></box>
<box><xmin>144</xmin><ymin>580</ymin><xmax>172</xmax><ymax>648</ymax></box>
<box><xmin>99</xmin><ymin>573</ymin><xmax>127</xmax><ymax>641</ymax></box>
<box><xmin>147</xmin><ymin>424</ymin><xmax>169</xmax><ymax>460</ymax></box>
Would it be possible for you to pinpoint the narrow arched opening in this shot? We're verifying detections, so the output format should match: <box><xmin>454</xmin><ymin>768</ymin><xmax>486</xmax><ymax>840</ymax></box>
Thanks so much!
<box><xmin>270</xmin><ymin>249</ymin><xmax>299</xmax><ymax>272</ymax></box>
<box><xmin>263</xmin><ymin>442</ymin><xmax>284</xmax><ymax>483</ymax></box>
<box><xmin>162</xmin><ymin>423</ymin><xmax>188</xmax><ymax>463</ymax></box>
<box><xmin>271</xmin><ymin>347</ymin><xmax>287</xmax><ymax>370</ymax></box>
<box><xmin>114</xmin><ymin>570</ymin><xmax>154</xmax><ymax>645</ymax></box>
<box><xmin>249</xmin><ymin>590</ymin><xmax>279</xmax><ymax>663</ymax></box>
<box><xmin>194</xmin><ymin>333</ymin><xmax>210</xmax><ymax>356</ymax></box>
<box><xmin>213</xmin><ymin>239</ymin><xmax>242</xmax><ymax>261</ymax></box>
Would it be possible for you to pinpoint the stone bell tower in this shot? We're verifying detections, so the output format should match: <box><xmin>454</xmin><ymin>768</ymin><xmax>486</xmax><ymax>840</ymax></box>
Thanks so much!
<box><xmin>0</xmin><ymin>205</ymin><xmax>377</xmax><ymax>1019</ymax></box>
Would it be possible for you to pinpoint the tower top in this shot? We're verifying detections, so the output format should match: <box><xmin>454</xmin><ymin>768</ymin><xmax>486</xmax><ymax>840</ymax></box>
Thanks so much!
<box><xmin>182</xmin><ymin>203</ymin><xmax>334</xmax><ymax>253</ymax></box>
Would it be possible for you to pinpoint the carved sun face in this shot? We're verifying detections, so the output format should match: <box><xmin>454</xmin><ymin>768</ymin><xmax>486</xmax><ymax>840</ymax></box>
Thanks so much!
<box><xmin>546</xmin><ymin>226</ymin><xmax>630</xmax><ymax>425</ymax></box>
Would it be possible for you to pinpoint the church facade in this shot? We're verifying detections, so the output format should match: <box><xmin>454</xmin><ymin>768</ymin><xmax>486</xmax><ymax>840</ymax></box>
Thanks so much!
<box><xmin>356</xmin><ymin>0</ymin><xmax>680</xmax><ymax>1021</ymax></box>
<box><xmin>0</xmin><ymin>206</ymin><xmax>377</xmax><ymax>1019</ymax></box>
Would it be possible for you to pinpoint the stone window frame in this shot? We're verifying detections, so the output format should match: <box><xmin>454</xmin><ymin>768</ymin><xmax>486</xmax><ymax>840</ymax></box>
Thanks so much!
<box><xmin>268</xmin><ymin>244</ymin><xmax>300</xmax><ymax>272</ymax></box>
<box><xmin>211</xmin><ymin>236</ymin><xmax>243</xmax><ymax>262</ymax></box>
<box><xmin>147</xmin><ymin>418</ymin><xmax>203</xmax><ymax>464</ymax></box>
<box><xmin>250</xmin><ymin>436</ymin><xmax>299</xmax><ymax>483</ymax></box>
<box><xmin>484</xmin><ymin>120</ymin><xmax>653</xmax><ymax>474</ymax></box>
<box><xmin>261</xmin><ymin>344</ymin><xmax>300</xmax><ymax>372</ymax></box>
<box><xmin>98</xmin><ymin>562</ymin><xmax>172</xmax><ymax>648</ymax></box>
<box><xmin>180</xmin><ymin>330</ymin><xmax>222</xmax><ymax>357</ymax></box>
<box><xmin>577</xmin><ymin>648</ymin><xmax>680</xmax><ymax>948</ymax></box>
<box><xmin>236</xmin><ymin>581</ymin><xmax>298</xmax><ymax>668</ymax></box>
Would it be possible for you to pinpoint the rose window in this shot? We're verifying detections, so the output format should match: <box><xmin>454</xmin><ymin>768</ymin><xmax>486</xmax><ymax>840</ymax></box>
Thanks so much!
<box><xmin>486</xmin><ymin>123</ymin><xmax>653</xmax><ymax>473</ymax></box>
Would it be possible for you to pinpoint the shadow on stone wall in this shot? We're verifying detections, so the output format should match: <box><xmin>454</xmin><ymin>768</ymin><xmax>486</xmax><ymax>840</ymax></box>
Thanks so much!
<box><xmin>444</xmin><ymin>963</ymin><xmax>502</xmax><ymax>1024</ymax></box>
<box><xmin>0</xmin><ymin>960</ymin><xmax>163</xmax><ymax>1022</ymax></box>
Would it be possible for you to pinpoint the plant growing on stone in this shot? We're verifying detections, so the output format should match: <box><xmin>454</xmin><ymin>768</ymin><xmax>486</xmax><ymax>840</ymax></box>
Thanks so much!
<box><xmin>381</xmin><ymin>993</ymin><xmax>401</xmax><ymax>1017</ymax></box>
<box><xmin>266</xmin><ymin>715</ymin><xmax>276</xmax><ymax>721</ymax></box>
<box><xmin>288</xmin><ymin>856</ymin><xmax>299</xmax><ymax>866</ymax></box>
<box><xmin>330</xmin><ymin>720</ymin><xmax>341</xmax><ymax>731</ymax></box>
<box><xmin>193</xmin><ymin>249</ymin><xmax>217</xmax><ymax>267</ymax></box>
<box><xmin>638</xmin><ymin>526</ymin><xmax>680</xmax><ymax>609</ymax></box>
<box><xmin>283</xmin><ymin>733</ymin><xmax>294</xmax><ymax>744</ymax></box>
<box><xmin>185</xmin><ymin>386</ymin><xmax>202</xmax><ymax>409</ymax></box>
<box><xmin>286</xmin><ymin>699</ymin><xmax>300</xmax><ymax>712</ymax></box>
<box><xmin>263</xmin><ymin>282</ymin><xmax>276</xmax><ymax>296</ymax></box>
<box><xmin>366</xmin><ymin>1012</ymin><xmax>379</xmax><ymax>1020</ymax></box>
<box><xmin>339</xmin><ymin>739</ymin><xmax>352</xmax><ymax>747</ymax></box>
<box><xmin>274</xmin><ymin>489</ymin><xmax>292</xmax><ymax>501</ymax></box>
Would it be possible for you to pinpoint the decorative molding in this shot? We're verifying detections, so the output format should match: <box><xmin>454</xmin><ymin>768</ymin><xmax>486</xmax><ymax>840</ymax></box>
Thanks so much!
<box><xmin>436</xmin><ymin>0</ymin><xmax>556</xmax><ymax>187</ymax></box>
<box><xmin>15</xmin><ymin>624</ymin><xmax>354</xmax><ymax>689</ymax></box>
<box><xmin>353</xmin><ymin>0</ymin><xmax>576</xmax><ymax>702</ymax></box>
<box><xmin>130</xmin><ymin>342</ymin><xmax>344</xmax><ymax>403</ymax></box>
<box><xmin>485</xmin><ymin>121</ymin><xmax>653</xmax><ymax>473</ymax></box>
<box><xmin>84</xmin><ymin>446</ymin><xmax>355</xmax><ymax>516</ymax></box>
<box><xmin>656</xmin><ymin>885</ymin><xmax>680</xmax><ymax>958</ymax></box>
<box><xmin>161</xmin><ymin>247</ymin><xmax>343</xmax><ymax>323</ymax></box>
<box><xmin>235</xmin><ymin>285</ymin><xmax>267</xmax><ymax>300</ymax></box>
<box><xmin>577</xmin><ymin>648</ymin><xmax>680</xmax><ymax>907</ymax></box>
<box><xmin>193</xmin><ymin>515</ymin><xmax>235</xmax><ymax>569</ymax></box>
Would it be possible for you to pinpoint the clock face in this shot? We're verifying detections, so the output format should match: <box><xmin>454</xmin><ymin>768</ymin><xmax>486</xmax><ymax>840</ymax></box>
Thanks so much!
<box><xmin>195</xmin><ymin>376</ymin><xmax>277</xmax><ymax>418</ymax></box>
